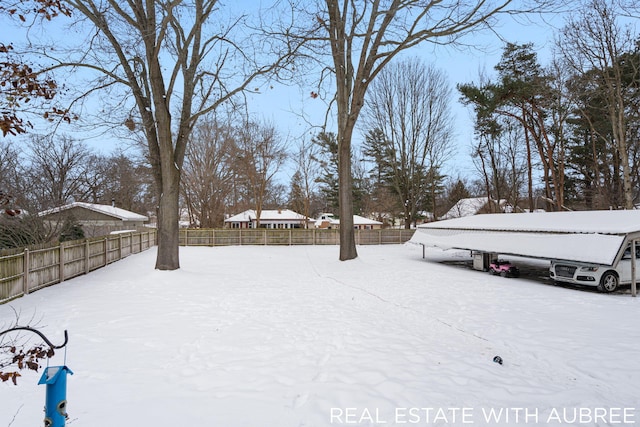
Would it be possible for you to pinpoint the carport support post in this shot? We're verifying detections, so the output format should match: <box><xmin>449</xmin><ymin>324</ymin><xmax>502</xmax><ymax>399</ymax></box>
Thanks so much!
<box><xmin>632</xmin><ymin>239</ymin><xmax>637</xmax><ymax>297</ymax></box>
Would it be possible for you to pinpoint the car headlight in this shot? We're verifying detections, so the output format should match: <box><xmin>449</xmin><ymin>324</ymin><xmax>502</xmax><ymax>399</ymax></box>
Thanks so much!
<box><xmin>580</xmin><ymin>266</ymin><xmax>599</xmax><ymax>272</ymax></box>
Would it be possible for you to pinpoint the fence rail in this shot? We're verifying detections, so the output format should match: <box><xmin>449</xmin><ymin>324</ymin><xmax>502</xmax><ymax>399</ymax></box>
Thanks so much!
<box><xmin>0</xmin><ymin>230</ymin><xmax>157</xmax><ymax>303</ymax></box>
<box><xmin>179</xmin><ymin>228</ymin><xmax>415</xmax><ymax>247</ymax></box>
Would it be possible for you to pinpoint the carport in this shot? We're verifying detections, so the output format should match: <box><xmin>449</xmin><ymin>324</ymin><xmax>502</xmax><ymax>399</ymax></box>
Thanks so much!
<box><xmin>410</xmin><ymin>210</ymin><xmax>640</xmax><ymax>296</ymax></box>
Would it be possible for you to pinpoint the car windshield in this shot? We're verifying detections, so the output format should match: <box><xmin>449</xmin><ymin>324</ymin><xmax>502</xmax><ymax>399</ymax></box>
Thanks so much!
<box><xmin>622</xmin><ymin>245</ymin><xmax>640</xmax><ymax>260</ymax></box>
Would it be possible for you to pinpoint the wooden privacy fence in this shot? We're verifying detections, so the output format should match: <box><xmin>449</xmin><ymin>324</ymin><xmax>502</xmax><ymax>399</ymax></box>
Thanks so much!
<box><xmin>179</xmin><ymin>228</ymin><xmax>415</xmax><ymax>247</ymax></box>
<box><xmin>0</xmin><ymin>230</ymin><xmax>157</xmax><ymax>303</ymax></box>
<box><xmin>1</xmin><ymin>228</ymin><xmax>413</xmax><ymax>304</ymax></box>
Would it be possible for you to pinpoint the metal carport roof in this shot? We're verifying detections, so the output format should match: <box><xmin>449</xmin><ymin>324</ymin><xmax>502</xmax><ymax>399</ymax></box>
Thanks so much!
<box><xmin>410</xmin><ymin>210</ymin><xmax>640</xmax><ymax>266</ymax></box>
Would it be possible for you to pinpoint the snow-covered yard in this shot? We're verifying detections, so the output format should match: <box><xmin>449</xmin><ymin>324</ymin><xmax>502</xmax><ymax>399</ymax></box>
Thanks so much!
<box><xmin>1</xmin><ymin>244</ymin><xmax>639</xmax><ymax>426</ymax></box>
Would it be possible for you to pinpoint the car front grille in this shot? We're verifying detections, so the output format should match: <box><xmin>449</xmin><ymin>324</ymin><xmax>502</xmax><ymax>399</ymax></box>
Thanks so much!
<box><xmin>555</xmin><ymin>265</ymin><xmax>577</xmax><ymax>278</ymax></box>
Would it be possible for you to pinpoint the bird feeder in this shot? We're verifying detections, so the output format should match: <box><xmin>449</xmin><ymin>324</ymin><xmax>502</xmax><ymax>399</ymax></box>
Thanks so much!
<box><xmin>0</xmin><ymin>327</ymin><xmax>70</xmax><ymax>426</ymax></box>
<box><xmin>39</xmin><ymin>365</ymin><xmax>74</xmax><ymax>427</ymax></box>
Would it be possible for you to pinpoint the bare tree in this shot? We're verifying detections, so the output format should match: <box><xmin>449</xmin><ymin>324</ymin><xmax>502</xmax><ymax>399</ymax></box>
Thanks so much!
<box><xmin>39</xmin><ymin>0</ymin><xmax>303</xmax><ymax>269</ymax></box>
<box><xmin>560</xmin><ymin>0</ymin><xmax>637</xmax><ymax>209</ymax></box>
<box><xmin>471</xmin><ymin>116</ymin><xmax>527</xmax><ymax>210</ymax></box>
<box><xmin>78</xmin><ymin>153</ymin><xmax>110</xmax><ymax>204</ymax></box>
<box><xmin>299</xmin><ymin>0</ymin><xmax>556</xmax><ymax>260</ymax></box>
<box><xmin>235</xmin><ymin>120</ymin><xmax>288</xmax><ymax>227</ymax></box>
<box><xmin>25</xmin><ymin>134</ymin><xmax>90</xmax><ymax>211</ymax></box>
<box><xmin>181</xmin><ymin>117</ymin><xmax>237</xmax><ymax>228</ymax></box>
<box><xmin>542</xmin><ymin>55</ymin><xmax>574</xmax><ymax>211</ymax></box>
<box><xmin>291</xmin><ymin>137</ymin><xmax>322</xmax><ymax>226</ymax></box>
<box><xmin>0</xmin><ymin>141</ymin><xmax>22</xmax><ymax>204</ymax></box>
<box><xmin>101</xmin><ymin>153</ymin><xmax>154</xmax><ymax>213</ymax></box>
<box><xmin>0</xmin><ymin>172</ymin><xmax>55</xmax><ymax>250</ymax></box>
<box><xmin>364</xmin><ymin>59</ymin><xmax>454</xmax><ymax>228</ymax></box>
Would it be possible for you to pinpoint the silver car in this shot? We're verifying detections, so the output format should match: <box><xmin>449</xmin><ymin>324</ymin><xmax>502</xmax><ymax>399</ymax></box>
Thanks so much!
<box><xmin>549</xmin><ymin>245</ymin><xmax>640</xmax><ymax>293</ymax></box>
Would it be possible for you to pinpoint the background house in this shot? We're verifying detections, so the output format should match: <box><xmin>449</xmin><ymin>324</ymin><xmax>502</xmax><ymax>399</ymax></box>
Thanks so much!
<box><xmin>314</xmin><ymin>213</ymin><xmax>383</xmax><ymax>230</ymax></box>
<box><xmin>441</xmin><ymin>197</ymin><xmax>508</xmax><ymax>220</ymax></box>
<box><xmin>224</xmin><ymin>209</ymin><xmax>311</xmax><ymax>229</ymax></box>
<box><xmin>39</xmin><ymin>202</ymin><xmax>149</xmax><ymax>238</ymax></box>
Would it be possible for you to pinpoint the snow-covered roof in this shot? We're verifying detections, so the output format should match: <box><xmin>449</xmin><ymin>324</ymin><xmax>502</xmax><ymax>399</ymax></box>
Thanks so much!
<box><xmin>225</xmin><ymin>209</ymin><xmax>307</xmax><ymax>222</ymax></box>
<box><xmin>422</xmin><ymin>210</ymin><xmax>640</xmax><ymax>234</ymax></box>
<box><xmin>314</xmin><ymin>214</ymin><xmax>383</xmax><ymax>227</ymax></box>
<box><xmin>354</xmin><ymin>215</ymin><xmax>383</xmax><ymax>225</ymax></box>
<box><xmin>441</xmin><ymin>197</ymin><xmax>495</xmax><ymax>219</ymax></box>
<box><xmin>39</xmin><ymin>202</ymin><xmax>148</xmax><ymax>222</ymax></box>
<box><xmin>411</xmin><ymin>210</ymin><xmax>640</xmax><ymax>265</ymax></box>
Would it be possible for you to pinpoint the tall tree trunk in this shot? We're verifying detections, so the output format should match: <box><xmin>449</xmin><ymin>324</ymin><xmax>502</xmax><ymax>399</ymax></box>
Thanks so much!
<box><xmin>556</xmin><ymin>136</ymin><xmax>566</xmax><ymax>211</ymax></box>
<box><xmin>148</xmin><ymin>30</ymin><xmax>182</xmax><ymax>269</ymax></box>
<box><xmin>404</xmin><ymin>199</ymin><xmax>411</xmax><ymax>229</ymax></box>
<box><xmin>477</xmin><ymin>143</ymin><xmax>493</xmax><ymax>206</ymax></box>
<box><xmin>613</xmin><ymin>110</ymin><xmax>634</xmax><ymax>209</ymax></box>
<box><xmin>338</xmin><ymin>130</ymin><xmax>357</xmax><ymax>260</ymax></box>
<box><xmin>590</xmin><ymin>129</ymin><xmax>602</xmax><ymax>208</ymax></box>
<box><xmin>327</xmin><ymin>0</ymin><xmax>358</xmax><ymax>261</ymax></box>
<box><xmin>522</xmin><ymin>107</ymin><xmax>534</xmax><ymax>211</ymax></box>
<box><xmin>155</xmin><ymin>173</ymin><xmax>180</xmax><ymax>270</ymax></box>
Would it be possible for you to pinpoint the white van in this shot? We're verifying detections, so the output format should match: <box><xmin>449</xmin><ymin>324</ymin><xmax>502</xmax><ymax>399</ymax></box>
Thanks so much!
<box><xmin>549</xmin><ymin>245</ymin><xmax>640</xmax><ymax>292</ymax></box>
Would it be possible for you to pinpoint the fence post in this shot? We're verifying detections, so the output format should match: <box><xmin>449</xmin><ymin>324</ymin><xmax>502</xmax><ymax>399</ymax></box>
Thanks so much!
<box><xmin>119</xmin><ymin>234</ymin><xmax>123</xmax><ymax>260</ymax></box>
<box><xmin>289</xmin><ymin>229</ymin><xmax>292</xmax><ymax>246</ymax></box>
<box><xmin>59</xmin><ymin>242</ymin><xmax>66</xmax><ymax>283</ymax></box>
<box><xmin>85</xmin><ymin>240</ymin><xmax>90</xmax><ymax>274</ymax></box>
<box><xmin>632</xmin><ymin>239</ymin><xmax>637</xmax><ymax>298</ymax></box>
<box><xmin>104</xmin><ymin>238</ymin><xmax>108</xmax><ymax>266</ymax></box>
<box><xmin>23</xmin><ymin>248</ymin><xmax>30</xmax><ymax>295</ymax></box>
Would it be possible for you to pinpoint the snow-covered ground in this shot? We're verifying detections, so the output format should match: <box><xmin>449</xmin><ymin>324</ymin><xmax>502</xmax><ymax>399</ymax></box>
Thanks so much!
<box><xmin>1</xmin><ymin>244</ymin><xmax>639</xmax><ymax>427</ymax></box>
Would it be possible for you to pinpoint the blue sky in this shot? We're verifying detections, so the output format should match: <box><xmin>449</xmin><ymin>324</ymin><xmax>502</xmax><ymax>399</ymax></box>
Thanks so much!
<box><xmin>240</xmin><ymin>8</ymin><xmax>567</xmax><ymax>182</ymax></box>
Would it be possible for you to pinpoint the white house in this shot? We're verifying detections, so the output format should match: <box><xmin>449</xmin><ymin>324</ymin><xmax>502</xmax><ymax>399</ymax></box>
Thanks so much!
<box><xmin>314</xmin><ymin>213</ymin><xmax>383</xmax><ymax>230</ymax></box>
<box><xmin>441</xmin><ymin>197</ymin><xmax>508</xmax><ymax>220</ymax></box>
<box><xmin>224</xmin><ymin>209</ymin><xmax>310</xmax><ymax>229</ymax></box>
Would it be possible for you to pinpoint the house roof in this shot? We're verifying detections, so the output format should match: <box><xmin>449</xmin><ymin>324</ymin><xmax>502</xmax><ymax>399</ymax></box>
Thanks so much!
<box><xmin>411</xmin><ymin>210</ymin><xmax>640</xmax><ymax>265</ymax></box>
<box><xmin>39</xmin><ymin>202</ymin><xmax>148</xmax><ymax>222</ymax></box>
<box><xmin>441</xmin><ymin>197</ymin><xmax>500</xmax><ymax>219</ymax></box>
<box><xmin>315</xmin><ymin>214</ymin><xmax>383</xmax><ymax>227</ymax></box>
<box><xmin>225</xmin><ymin>209</ymin><xmax>308</xmax><ymax>222</ymax></box>
<box><xmin>442</xmin><ymin>197</ymin><xmax>489</xmax><ymax>219</ymax></box>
